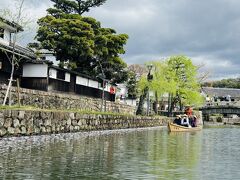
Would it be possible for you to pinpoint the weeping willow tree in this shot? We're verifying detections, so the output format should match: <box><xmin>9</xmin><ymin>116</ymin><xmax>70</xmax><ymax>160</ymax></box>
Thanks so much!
<box><xmin>136</xmin><ymin>61</ymin><xmax>176</xmax><ymax>115</ymax></box>
<box><xmin>149</xmin><ymin>61</ymin><xmax>176</xmax><ymax>114</ymax></box>
<box><xmin>167</xmin><ymin>55</ymin><xmax>204</xmax><ymax>113</ymax></box>
<box><xmin>136</xmin><ymin>55</ymin><xmax>204</xmax><ymax>116</ymax></box>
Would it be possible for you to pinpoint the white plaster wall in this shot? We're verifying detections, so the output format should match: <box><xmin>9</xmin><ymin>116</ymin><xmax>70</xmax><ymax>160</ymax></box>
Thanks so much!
<box><xmin>49</xmin><ymin>68</ymin><xmax>57</xmax><ymax>79</ymax></box>
<box><xmin>65</xmin><ymin>73</ymin><xmax>70</xmax><ymax>82</ymax></box>
<box><xmin>76</xmin><ymin>76</ymin><xmax>88</xmax><ymax>86</ymax></box>
<box><xmin>0</xmin><ymin>38</ymin><xmax>9</xmax><ymax>46</ymax></box>
<box><xmin>23</xmin><ymin>64</ymin><xmax>48</xmax><ymax>78</ymax></box>
<box><xmin>106</xmin><ymin>84</ymin><xmax>110</xmax><ymax>92</ymax></box>
<box><xmin>88</xmin><ymin>79</ymin><xmax>98</xmax><ymax>88</ymax></box>
<box><xmin>116</xmin><ymin>84</ymin><xmax>127</xmax><ymax>97</ymax></box>
<box><xmin>4</xmin><ymin>29</ymin><xmax>11</xmax><ymax>42</ymax></box>
<box><xmin>0</xmin><ymin>28</ymin><xmax>9</xmax><ymax>45</ymax></box>
<box><xmin>97</xmin><ymin>82</ymin><xmax>101</xmax><ymax>89</ymax></box>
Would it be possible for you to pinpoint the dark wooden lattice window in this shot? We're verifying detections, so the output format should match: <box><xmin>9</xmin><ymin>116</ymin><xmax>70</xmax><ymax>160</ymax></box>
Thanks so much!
<box><xmin>0</xmin><ymin>28</ymin><xmax>4</xmax><ymax>39</ymax></box>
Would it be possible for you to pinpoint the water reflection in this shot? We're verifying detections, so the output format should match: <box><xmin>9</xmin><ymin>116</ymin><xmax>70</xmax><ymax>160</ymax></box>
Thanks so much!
<box><xmin>0</xmin><ymin>127</ymin><xmax>240</xmax><ymax>179</ymax></box>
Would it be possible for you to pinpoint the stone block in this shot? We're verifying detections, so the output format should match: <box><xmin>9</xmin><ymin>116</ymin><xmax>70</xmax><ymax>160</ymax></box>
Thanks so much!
<box><xmin>27</xmin><ymin>127</ymin><xmax>34</xmax><ymax>135</ymax></box>
<box><xmin>81</xmin><ymin>119</ymin><xmax>86</xmax><ymax>125</ymax></box>
<box><xmin>18</xmin><ymin>111</ymin><xmax>25</xmax><ymax>120</ymax></box>
<box><xmin>32</xmin><ymin>111</ymin><xmax>40</xmax><ymax>118</ymax></box>
<box><xmin>77</xmin><ymin>120</ymin><xmax>82</xmax><ymax>126</ymax></box>
<box><xmin>4</xmin><ymin>118</ymin><xmax>12</xmax><ymax>128</ymax></box>
<box><xmin>40</xmin><ymin>112</ymin><xmax>50</xmax><ymax>120</ymax></box>
<box><xmin>75</xmin><ymin>113</ymin><xmax>83</xmax><ymax>120</ymax></box>
<box><xmin>14</xmin><ymin>127</ymin><xmax>21</xmax><ymax>134</ymax></box>
<box><xmin>72</xmin><ymin>120</ymin><xmax>78</xmax><ymax>126</ymax></box>
<box><xmin>69</xmin><ymin>112</ymin><xmax>75</xmax><ymax>120</ymax></box>
<box><xmin>51</xmin><ymin>125</ymin><xmax>56</xmax><ymax>133</ymax></box>
<box><xmin>61</xmin><ymin>119</ymin><xmax>67</xmax><ymax>126</ymax></box>
<box><xmin>33</xmin><ymin>119</ymin><xmax>43</xmax><ymax>127</ymax></box>
<box><xmin>0</xmin><ymin>114</ymin><xmax>4</xmax><ymax>127</ymax></box>
<box><xmin>67</xmin><ymin>118</ymin><xmax>72</xmax><ymax>126</ymax></box>
<box><xmin>40</xmin><ymin>126</ymin><xmax>46</xmax><ymax>133</ymax></box>
<box><xmin>7</xmin><ymin>127</ymin><xmax>15</xmax><ymax>135</ymax></box>
<box><xmin>74</xmin><ymin>126</ymin><xmax>80</xmax><ymax>131</ymax></box>
<box><xmin>46</xmin><ymin>126</ymin><xmax>52</xmax><ymax>133</ymax></box>
<box><xmin>70</xmin><ymin>125</ymin><xmax>74</xmax><ymax>132</ymax></box>
<box><xmin>11</xmin><ymin>110</ymin><xmax>18</xmax><ymax>118</ymax></box>
<box><xmin>4</xmin><ymin>110</ymin><xmax>12</xmax><ymax>118</ymax></box>
<box><xmin>21</xmin><ymin>126</ymin><xmax>27</xmax><ymax>134</ymax></box>
<box><xmin>60</xmin><ymin>126</ymin><xmax>65</xmax><ymax>132</ymax></box>
<box><xmin>24</xmin><ymin>111</ymin><xmax>33</xmax><ymax>121</ymax></box>
<box><xmin>55</xmin><ymin>126</ymin><xmax>60</xmax><ymax>132</ymax></box>
<box><xmin>13</xmin><ymin>119</ymin><xmax>20</xmax><ymax>128</ymax></box>
<box><xmin>0</xmin><ymin>127</ymin><xmax>7</xmax><ymax>137</ymax></box>
<box><xmin>53</xmin><ymin>112</ymin><xmax>65</xmax><ymax>121</ymax></box>
<box><xmin>44</xmin><ymin>119</ymin><xmax>51</xmax><ymax>126</ymax></box>
<box><xmin>20</xmin><ymin>119</ymin><xmax>26</xmax><ymax>126</ymax></box>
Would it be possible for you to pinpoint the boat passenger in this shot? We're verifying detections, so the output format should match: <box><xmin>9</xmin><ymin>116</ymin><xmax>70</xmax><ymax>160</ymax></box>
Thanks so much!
<box><xmin>181</xmin><ymin>115</ymin><xmax>191</xmax><ymax>127</ymax></box>
<box><xmin>185</xmin><ymin>106</ymin><xmax>193</xmax><ymax>116</ymax></box>
<box><xmin>189</xmin><ymin>116</ymin><xmax>192</xmax><ymax>126</ymax></box>
<box><xmin>192</xmin><ymin>115</ymin><xmax>197</xmax><ymax>127</ymax></box>
<box><xmin>173</xmin><ymin>115</ymin><xmax>181</xmax><ymax>125</ymax></box>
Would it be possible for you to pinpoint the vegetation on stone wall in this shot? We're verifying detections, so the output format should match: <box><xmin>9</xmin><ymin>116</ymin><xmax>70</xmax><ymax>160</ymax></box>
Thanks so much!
<box><xmin>0</xmin><ymin>105</ymin><xmax>135</xmax><ymax>117</ymax></box>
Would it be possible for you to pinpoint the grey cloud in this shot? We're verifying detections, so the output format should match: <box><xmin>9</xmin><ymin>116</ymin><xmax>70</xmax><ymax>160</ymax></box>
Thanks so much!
<box><xmin>87</xmin><ymin>0</ymin><xmax>240</xmax><ymax>80</ymax></box>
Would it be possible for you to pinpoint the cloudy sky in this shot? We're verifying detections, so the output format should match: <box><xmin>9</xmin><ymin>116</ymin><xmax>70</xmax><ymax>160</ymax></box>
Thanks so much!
<box><xmin>1</xmin><ymin>0</ymin><xmax>240</xmax><ymax>80</ymax></box>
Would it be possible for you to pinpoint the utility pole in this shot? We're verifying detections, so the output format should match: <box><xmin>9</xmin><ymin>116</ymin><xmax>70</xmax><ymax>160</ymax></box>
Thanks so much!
<box><xmin>97</xmin><ymin>59</ymin><xmax>106</xmax><ymax>112</ymax></box>
<box><xmin>146</xmin><ymin>64</ymin><xmax>153</xmax><ymax>116</ymax></box>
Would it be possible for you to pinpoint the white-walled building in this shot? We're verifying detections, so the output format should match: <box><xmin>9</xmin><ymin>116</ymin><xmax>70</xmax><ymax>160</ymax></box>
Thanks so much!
<box><xmin>0</xmin><ymin>17</ymin><xmax>35</xmax><ymax>85</ymax></box>
<box><xmin>0</xmin><ymin>17</ymin><xmax>116</xmax><ymax>101</ymax></box>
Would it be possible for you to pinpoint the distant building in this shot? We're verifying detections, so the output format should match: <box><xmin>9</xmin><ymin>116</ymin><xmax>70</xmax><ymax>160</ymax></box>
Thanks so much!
<box><xmin>201</xmin><ymin>87</ymin><xmax>240</xmax><ymax>105</ymax></box>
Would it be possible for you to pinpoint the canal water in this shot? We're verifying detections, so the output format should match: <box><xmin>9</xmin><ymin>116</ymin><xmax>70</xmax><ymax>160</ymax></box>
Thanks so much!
<box><xmin>0</xmin><ymin>127</ymin><xmax>240</xmax><ymax>180</ymax></box>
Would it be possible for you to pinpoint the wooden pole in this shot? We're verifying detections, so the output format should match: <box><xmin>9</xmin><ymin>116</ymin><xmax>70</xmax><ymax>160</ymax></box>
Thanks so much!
<box><xmin>17</xmin><ymin>78</ymin><xmax>21</xmax><ymax>107</ymax></box>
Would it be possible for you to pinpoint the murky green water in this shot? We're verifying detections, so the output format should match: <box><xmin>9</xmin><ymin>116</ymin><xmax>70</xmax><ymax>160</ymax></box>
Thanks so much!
<box><xmin>0</xmin><ymin>127</ymin><xmax>240</xmax><ymax>180</ymax></box>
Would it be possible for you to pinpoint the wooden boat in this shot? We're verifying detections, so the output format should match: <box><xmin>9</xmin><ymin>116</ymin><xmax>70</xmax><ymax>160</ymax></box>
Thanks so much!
<box><xmin>168</xmin><ymin>122</ymin><xmax>202</xmax><ymax>132</ymax></box>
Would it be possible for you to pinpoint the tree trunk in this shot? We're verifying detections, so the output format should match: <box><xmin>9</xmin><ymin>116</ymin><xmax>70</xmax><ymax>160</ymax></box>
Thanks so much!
<box><xmin>2</xmin><ymin>0</ymin><xmax>25</xmax><ymax>106</ymax></box>
<box><xmin>170</xmin><ymin>95</ymin><xmax>176</xmax><ymax>116</ymax></box>
<box><xmin>169</xmin><ymin>93</ymin><xmax>178</xmax><ymax>117</ymax></box>
<box><xmin>17</xmin><ymin>78</ymin><xmax>21</xmax><ymax>107</ymax></box>
<box><xmin>168</xmin><ymin>93</ymin><xmax>172</xmax><ymax>117</ymax></box>
<box><xmin>153</xmin><ymin>92</ymin><xmax>158</xmax><ymax>114</ymax></box>
<box><xmin>136</xmin><ymin>87</ymin><xmax>148</xmax><ymax>115</ymax></box>
<box><xmin>179</xmin><ymin>96</ymin><xmax>183</xmax><ymax>111</ymax></box>
<box><xmin>2</xmin><ymin>55</ymin><xmax>15</xmax><ymax>106</ymax></box>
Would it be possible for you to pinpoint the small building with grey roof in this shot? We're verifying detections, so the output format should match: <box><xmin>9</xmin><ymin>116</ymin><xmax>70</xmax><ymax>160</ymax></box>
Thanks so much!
<box><xmin>201</xmin><ymin>87</ymin><xmax>240</xmax><ymax>105</ymax></box>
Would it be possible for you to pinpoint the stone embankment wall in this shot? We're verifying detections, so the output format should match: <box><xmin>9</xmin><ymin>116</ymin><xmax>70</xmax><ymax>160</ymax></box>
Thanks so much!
<box><xmin>0</xmin><ymin>85</ymin><xmax>135</xmax><ymax>115</ymax></box>
<box><xmin>0</xmin><ymin>110</ymin><xmax>168</xmax><ymax>137</ymax></box>
<box><xmin>204</xmin><ymin>114</ymin><xmax>240</xmax><ymax>125</ymax></box>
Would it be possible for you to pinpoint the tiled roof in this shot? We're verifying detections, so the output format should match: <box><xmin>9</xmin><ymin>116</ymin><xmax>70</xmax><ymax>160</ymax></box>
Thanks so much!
<box><xmin>0</xmin><ymin>41</ymin><xmax>36</xmax><ymax>59</ymax></box>
<box><xmin>0</xmin><ymin>17</ymin><xmax>23</xmax><ymax>32</ymax></box>
<box><xmin>202</xmin><ymin>87</ymin><xmax>240</xmax><ymax>97</ymax></box>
